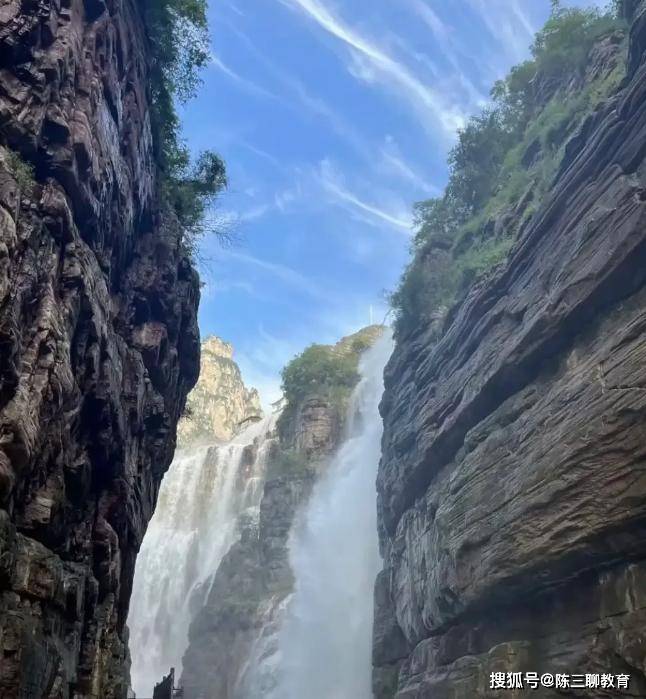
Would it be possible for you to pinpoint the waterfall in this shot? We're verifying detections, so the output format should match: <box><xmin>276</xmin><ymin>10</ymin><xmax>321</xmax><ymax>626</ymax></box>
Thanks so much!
<box><xmin>271</xmin><ymin>331</ymin><xmax>393</xmax><ymax>699</ymax></box>
<box><xmin>128</xmin><ymin>413</ymin><xmax>277</xmax><ymax>697</ymax></box>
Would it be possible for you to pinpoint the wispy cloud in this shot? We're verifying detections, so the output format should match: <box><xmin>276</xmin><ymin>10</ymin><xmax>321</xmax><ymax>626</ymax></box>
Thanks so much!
<box><xmin>216</xmin><ymin>249</ymin><xmax>329</xmax><ymax>300</ymax></box>
<box><xmin>225</xmin><ymin>24</ymin><xmax>374</xmax><ymax>160</ymax></box>
<box><xmin>509</xmin><ymin>1</ymin><xmax>536</xmax><ymax>38</ymax></box>
<box><xmin>223</xmin><ymin>182</ymin><xmax>303</xmax><ymax>226</ymax></box>
<box><xmin>222</xmin><ymin>0</ymin><xmax>246</xmax><ymax>18</ymax></box>
<box><xmin>379</xmin><ymin>135</ymin><xmax>440</xmax><ymax>195</ymax></box>
<box><xmin>279</xmin><ymin>0</ymin><xmax>466</xmax><ymax>136</ymax></box>
<box><xmin>466</xmin><ymin>0</ymin><xmax>536</xmax><ymax>64</ymax></box>
<box><xmin>318</xmin><ymin>159</ymin><xmax>413</xmax><ymax>233</ymax></box>
<box><xmin>210</xmin><ymin>53</ymin><xmax>279</xmax><ymax>101</ymax></box>
<box><xmin>407</xmin><ymin>0</ymin><xmax>488</xmax><ymax>107</ymax></box>
<box><xmin>238</xmin><ymin>141</ymin><xmax>286</xmax><ymax>171</ymax></box>
<box><xmin>274</xmin><ymin>186</ymin><xmax>300</xmax><ymax>211</ymax></box>
<box><xmin>236</xmin><ymin>203</ymin><xmax>273</xmax><ymax>222</ymax></box>
<box><xmin>409</xmin><ymin>0</ymin><xmax>449</xmax><ymax>40</ymax></box>
<box><xmin>202</xmin><ymin>279</ymin><xmax>257</xmax><ymax>298</ymax></box>
<box><xmin>282</xmin><ymin>75</ymin><xmax>372</xmax><ymax>158</ymax></box>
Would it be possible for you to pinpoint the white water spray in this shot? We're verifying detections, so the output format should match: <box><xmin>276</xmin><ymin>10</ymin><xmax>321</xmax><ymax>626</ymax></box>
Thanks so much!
<box><xmin>128</xmin><ymin>414</ymin><xmax>277</xmax><ymax>697</ymax></box>
<box><xmin>272</xmin><ymin>331</ymin><xmax>393</xmax><ymax>699</ymax></box>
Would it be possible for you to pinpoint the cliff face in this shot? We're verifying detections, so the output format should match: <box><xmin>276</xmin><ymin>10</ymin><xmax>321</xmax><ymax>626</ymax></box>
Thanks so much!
<box><xmin>374</xmin><ymin>3</ymin><xmax>646</xmax><ymax>698</ymax></box>
<box><xmin>177</xmin><ymin>336</ymin><xmax>262</xmax><ymax>446</ymax></box>
<box><xmin>0</xmin><ymin>2</ymin><xmax>200</xmax><ymax>698</ymax></box>
<box><xmin>179</xmin><ymin>401</ymin><xmax>331</xmax><ymax>699</ymax></box>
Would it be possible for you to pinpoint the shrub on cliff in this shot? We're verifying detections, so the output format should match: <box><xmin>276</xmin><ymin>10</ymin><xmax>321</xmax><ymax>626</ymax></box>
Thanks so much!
<box><xmin>4</xmin><ymin>148</ymin><xmax>35</xmax><ymax>195</ymax></box>
<box><xmin>164</xmin><ymin>149</ymin><xmax>228</xmax><ymax>257</ymax></box>
<box><xmin>391</xmin><ymin>2</ymin><xmax>627</xmax><ymax>338</ymax></box>
<box><xmin>532</xmin><ymin>2</ymin><xmax>621</xmax><ymax>76</ymax></box>
<box><xmin>142</xmin><ymin>0</ymin><xmax>228</xmax><ymax>255</ymax></box>
<box><xmin>280</xmin><ymin>326</ymin><xmax>384</xmax><ymax>407</ymax></box>
<box><xmin>281</xmin><ymin>345</ymin><xmax>360</xmax><ymax>406</ymax></box>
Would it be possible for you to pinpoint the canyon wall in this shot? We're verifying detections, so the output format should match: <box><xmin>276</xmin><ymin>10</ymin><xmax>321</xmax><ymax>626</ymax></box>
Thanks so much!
<box><xmin>373</xmin><ymin>2</ymin><xmax>646</xmax><ymax>697</ymax></box>
<box><xmin>0</xmin><ymin>2</ymin><xmax>200</xmax><ymax>697</ymax></box>
<box><xmin>177</xmin><ymin>336</ymin><xmax>262</xmax><ymax>446</ymax></box>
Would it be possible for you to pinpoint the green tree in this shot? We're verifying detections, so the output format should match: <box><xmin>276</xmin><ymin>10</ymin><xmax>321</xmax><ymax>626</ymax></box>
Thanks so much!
<box><xmin>390</xmin><ymin>3</ymin><xmax>627</xmax><ymax>338</ymax></box>
<box><xmin>446</xmin><ymin>110</ymin><xmax>514</xmax><ymax>217</ymax></box>
<box><xmin>169</xmin><ymin>152</ymin><xmax>227</xmax><ymax>227</ymax></box>
<box><xmin>281</xmin><ymin>345</ymin><xmax>360</xmax><ymax>405</ymax></box>
<box><xmin>142</xmin><ymin>0</ymin><xmax>228</xmax><ymax>253</ymax></box>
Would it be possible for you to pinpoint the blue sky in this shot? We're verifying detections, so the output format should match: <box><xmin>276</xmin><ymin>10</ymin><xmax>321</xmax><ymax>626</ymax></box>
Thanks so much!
<box><xmin>181</xmin><ymin>0</ymin><xmax>605</xmax><ymax>405</ymax></box>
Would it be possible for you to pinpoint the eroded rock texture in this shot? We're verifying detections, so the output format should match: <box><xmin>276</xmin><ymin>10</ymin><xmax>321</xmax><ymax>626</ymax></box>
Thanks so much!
<box><xmin>374</xmin><ymin>3</ymin><xmax>646</xmax><ymax>698</ymax></box>
<box><xmin>177</xmin><ymin>336</ymin><xmax>262</xmax><ymax>446</ymax></box>
<box><xmin>0</xmin><ymin>2</ymin><xmax>200</xmax><ymax>697</ymax></box>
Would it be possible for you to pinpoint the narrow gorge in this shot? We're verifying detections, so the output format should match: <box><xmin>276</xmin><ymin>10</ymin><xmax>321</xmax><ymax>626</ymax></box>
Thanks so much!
<box><xmin>135</xmin><ymin>326</ymin><xmax>389</xmax><ymax>699</ymax></box>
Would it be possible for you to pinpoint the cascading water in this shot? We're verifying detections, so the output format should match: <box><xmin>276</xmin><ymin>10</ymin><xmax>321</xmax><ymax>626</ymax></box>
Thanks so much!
<box><xmin>267</xmin><ymin>331</ymin><xmax>393</xmax><ymax>699</ymax></box>
<box><xmin>128</xmin><ymin>413</ymin><xmax>277</xmax><ymax>697</ymax></box>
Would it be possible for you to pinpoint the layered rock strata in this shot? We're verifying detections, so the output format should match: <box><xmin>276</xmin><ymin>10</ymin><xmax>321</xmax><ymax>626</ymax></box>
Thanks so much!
<box><xmin>0</xmin><ymin>2</ymin><xmax>199</xmax><ymax>697</ymax></box>
<box><xmin>373</xmin><ymin>3</ymin><xmax>646</xmax><ymax>697</ymax></box>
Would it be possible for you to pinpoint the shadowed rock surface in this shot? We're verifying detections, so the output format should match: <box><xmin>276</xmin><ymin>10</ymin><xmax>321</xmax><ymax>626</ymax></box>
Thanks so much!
<box><xmin>0</xmin><ymin>1</ymin><xmax>200</xmax><ymax>697</ymax></box>
<box><xmin>373</xmin><ymin>2</ymin><xmax>646</xmax><ymax>697</ymax></box>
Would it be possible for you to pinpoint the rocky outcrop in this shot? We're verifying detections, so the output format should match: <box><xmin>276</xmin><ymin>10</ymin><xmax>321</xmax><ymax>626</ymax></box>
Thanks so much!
<box><xmin>373</xmin><ymin>3</ymin><xmax>646</xmax><ymax>698</ymax></box>
<box><xmin>276</xmin><ymin>395</ymin><xmax>341</xmax><ymax>462</ymax></box>
<box><xmin>177</xmin><ymin>336</ymin><xmax>262</xmax><ymax>446</ymax></box>
<box><xmin>0</xmin><ymin>2</ymin><xmax>199</xmax><ymax>698</ymax></box>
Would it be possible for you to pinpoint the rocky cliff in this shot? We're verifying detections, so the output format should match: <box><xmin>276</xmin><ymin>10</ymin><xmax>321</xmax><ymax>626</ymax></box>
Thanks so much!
<box><xmin>373</xmin><ymin>2</ymin><xmax>646</xmax><ymax>697</ymax></box>
<box><xmin>177</xmin><ymin>336</ymin><xmax>262</xmax><ymax>446</ymax></box>
<box><xmin>0</xmin><ymin>2</ymin><xmax>200</xmax><ymax>697</ymax></box>
<box><xmin>180</xmin><ymin>327</ymin><xmax>382</xmax><ymax>699</ymax></box>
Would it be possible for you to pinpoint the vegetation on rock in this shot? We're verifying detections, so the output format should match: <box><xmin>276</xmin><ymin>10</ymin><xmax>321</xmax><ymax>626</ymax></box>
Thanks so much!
<box><xmin>267</xmin><ymin>447</ymin><xmax>310</xmax><ymax>479</ymax></box>
<box><xmin>142</xmin><ymin>0</ymin><xmax>228</xmax><ymax>255</ymax></box>
<box><xmin>281</xmin><ymin>345</ymin><xmax>360</xmax><ymax>407</ymax></box>
<box><xmin>4</xmin><ymin>147</ymin><xmax>35</xmax><ymax>194</ymax></box>
<box><xmin>273</xmin><ymin>326</ymin><xmax>383</xmax><ymax>470</ymax></box>
<box><xmin>390</xmin><ymin>2</ymin><xmax>628</xmax><ymax>337</ymax></box>
<box><xmin>280</xmin><ymin>326</ymin><xmax>383</xmax><ymax>407</ymax></box>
